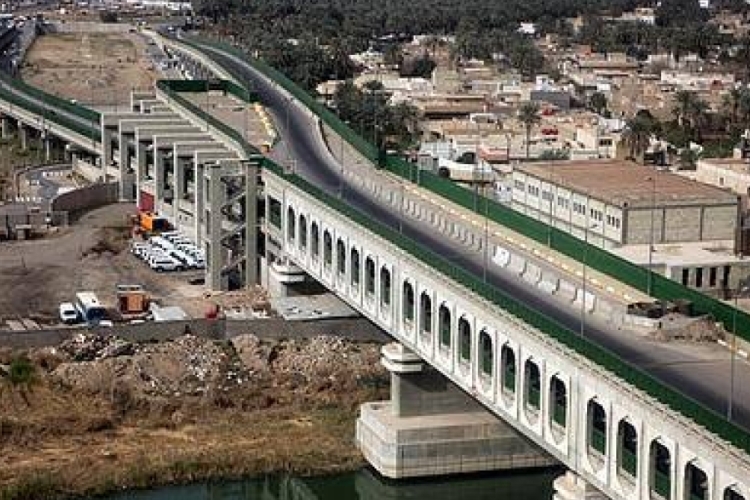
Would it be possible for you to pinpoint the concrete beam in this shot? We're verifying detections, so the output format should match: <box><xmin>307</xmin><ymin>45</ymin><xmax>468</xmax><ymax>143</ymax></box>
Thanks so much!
<box><xmin>101</xmin><ymin>112</ymin><xmax>178</xmax><ymax>127</ymax></box>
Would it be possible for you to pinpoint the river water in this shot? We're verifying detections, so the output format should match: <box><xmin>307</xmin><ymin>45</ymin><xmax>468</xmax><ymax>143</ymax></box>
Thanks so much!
<box><xmin>104</xmin><ymin>467</ymin><xmax>561</xmax><ymax>500</ymax></box>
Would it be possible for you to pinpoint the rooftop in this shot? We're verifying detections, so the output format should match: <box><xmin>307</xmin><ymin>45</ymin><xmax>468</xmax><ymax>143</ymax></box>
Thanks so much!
<box><xmin>517</xmin><ymin>160</ymin><xmax>738</xmax><ymax>208</ymax></box>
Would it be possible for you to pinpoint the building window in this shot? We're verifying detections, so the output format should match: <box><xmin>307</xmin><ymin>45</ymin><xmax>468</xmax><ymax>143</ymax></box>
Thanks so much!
<box><xmin>696</xmin><ymin>267</ymin><xmax>703</xmax><ymax>288</ymax></box>
<box><xmin>682</xmin><ymin>268</ymin><xmax>690</xmax><ymax>286</ymax></box>
<box><xmin>709</xmin><ymin>267</ymin><xmax>717</xmax><ymax>288</ymax></box>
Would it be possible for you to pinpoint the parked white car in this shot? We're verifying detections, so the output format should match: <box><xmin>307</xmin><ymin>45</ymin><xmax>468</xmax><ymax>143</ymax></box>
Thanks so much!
<box><xmin>59</xmin><ymin>302</ymin><xmax>79</xmax><ymax>324</ymax></box>
<box><xmin>149</xmin><ymin>255</ymin><xmax>182</xmax><ymax>272</ymax></box>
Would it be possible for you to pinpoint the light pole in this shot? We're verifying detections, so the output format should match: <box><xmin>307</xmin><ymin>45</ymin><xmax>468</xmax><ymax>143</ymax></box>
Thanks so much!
<box><xmin>483</xmin><ymin>186</ymin><xmax>489</xmax><ymax>282</ymax></box>
<box><xmin>547</xmin><ymin>162</ymin><xmax>555</xmax><ymax>247</ymax></box>
<box><xmin>581</xmin><ymin>222</ymin><xmax>599</xmax><ymax>337</ymax></box>
<box><xmin>646</xmin><ymin>174</ymin><xmax>657</xmax><ymax>296</ymax></box>
<box><xmin>729</xmin><ymin>279</ymin><xmax>749</xmax><ymax>421</ymax></box>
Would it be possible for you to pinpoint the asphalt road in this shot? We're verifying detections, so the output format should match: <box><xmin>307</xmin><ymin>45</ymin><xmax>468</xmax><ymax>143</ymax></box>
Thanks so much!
<box><xmin>190</xmin><ymin>41</ymin><xmax>750</xmax><ymax>432</ymax></box>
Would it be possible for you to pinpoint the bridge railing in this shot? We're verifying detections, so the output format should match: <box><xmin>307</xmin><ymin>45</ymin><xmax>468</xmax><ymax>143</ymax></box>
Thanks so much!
<box><xmin>0</xmin><ymin>73</ymin><xmax>101</xmax><ymax>123</ymax></box>
<box><xmin>179</xmin><ymin>36</ymin><xmax>750</xmax><ymax>455</ymax></box>
<box><xmin>183</xmin><ymin>36</ymin><xmax>750</xmax><ymax>350</ymax></box>
<box><xmin>0</xmin><ymin>80</ymin><xmax>101</xmax><ymax>142</ymax></box>
<box><xmin>263</xmin><ymin>158</ymin><xmax>750</xmax><ymax>456</ymax></box>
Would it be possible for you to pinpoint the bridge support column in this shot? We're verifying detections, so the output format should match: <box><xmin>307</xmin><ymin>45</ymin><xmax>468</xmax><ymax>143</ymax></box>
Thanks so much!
<box><xmin>194</xmin><ymin>162</ymin><xmax>205</xmax><ymax>244</ymax></box>
<box><xmin>1</xmin><ymin>116</ymin><xmax>10</xmax><ymax>139</ymax></box>
<box><xmin>18</xmin><ymin>123</ymin><xmax>27</xmax><ymax>151</ymax></box>
<box><xmin>553</xmin><ymin>471</ymin><xmax>608</xmax><ymax>500</ymax></box>
<box><xmin>174</xmin><ymin>156</ymin><xmax>184</xmax><ymax>228</ymax></box>
<box><xmin>44</xmin><ymin>137</ymin><xmax>52</xmax><ymax>163</ymax></box>
<box><xmin>356</xmin><ymin>343</ymin><xmax>555</xmax><ymax>479</ymax></box>
<box><xmin>207</xmin><ymin>163</ymin><xmax>226</xmax><ymax>291</ymax></box>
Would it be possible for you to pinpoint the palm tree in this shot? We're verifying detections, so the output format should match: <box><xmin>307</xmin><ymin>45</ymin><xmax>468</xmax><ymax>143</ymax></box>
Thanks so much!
<box><xmin>518</xmin><ymin>101</ymin><xmax>541</xmax><ymax>160</ymax></box>
<box><xmin>620</xmin><ymin>115</ymin><xmax>653</xmax><ymax>163</ymax></box>
<box><xmin>673</xmin><ymin>90</ymin><xmax>709</xmax><ymax>140</ymax></box>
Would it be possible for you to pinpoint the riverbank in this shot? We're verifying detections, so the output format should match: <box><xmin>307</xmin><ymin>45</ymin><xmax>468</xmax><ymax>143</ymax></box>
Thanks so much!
<box><xmin>0</xmin><ymin>333</ymin><xmax>389</xmax><ymax>500</ymax></box>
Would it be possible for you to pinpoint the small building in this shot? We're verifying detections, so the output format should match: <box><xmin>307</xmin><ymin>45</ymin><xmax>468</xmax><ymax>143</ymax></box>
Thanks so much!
<box><xmin>510</xmin><ymin>160</ymin><xmax>744</xmax><ymax>295</ymax></box>
<box><xmin>511</xmin><ymin>160</ymin><xmax>739</xmax><ymax>249</ymax></box>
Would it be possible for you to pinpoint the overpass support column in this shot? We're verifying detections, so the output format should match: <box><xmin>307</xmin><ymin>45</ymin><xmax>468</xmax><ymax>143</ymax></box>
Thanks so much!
<box><xmin>207</xmin><ymin>163</ymin><xmax>226</xmax><ymax>291</ymax></box>
<box><xmin>356</xmin><ymin>343</ymin><xmax>555</xmax><ymax>479</ymax></box>
<box><xmin>44</xmin><ymin>136</ymin><xmax>52</xmax><ymax>163</ymax></box>
<box><xmin>174</xmin><ymin>157</ymin><xmax>184</xmax><ymax>228</ymax></box>
<box><xmin>194</xmin><ymin>162</ymin><xmax>205</xmax><ymax>244</ymax></box>
<box><xmin>553</xmin><ymin>471</ymin><xmax>607</xmax><ymax>500</ymax></box>
<box><xmin>18</xmin><ymin>123</ymin><xmax>27</xmax><ymax>151</ymax></box>
<box><xmin>244</xmin><ymin>159</ymin><xmax>259</xmax><ymax>286</ymax></box>
<box><xmin>1</xmin><ymin>116</ymin><xmax>10</xmax><ymax>139</ymax></box>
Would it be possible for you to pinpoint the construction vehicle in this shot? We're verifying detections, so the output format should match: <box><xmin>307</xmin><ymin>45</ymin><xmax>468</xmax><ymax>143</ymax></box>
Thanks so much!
<box><xmin>136</xmin><ymin>212</ymin><xmax>171</xmax><ymax>233</ymax></box>
<box><xmin>116</xmin><ymin>284</ymin><xmax>150</xmax><ymax>316</ymax></box>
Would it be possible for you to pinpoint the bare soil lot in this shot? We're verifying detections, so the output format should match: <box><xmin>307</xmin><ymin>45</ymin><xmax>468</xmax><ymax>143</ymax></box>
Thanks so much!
<box><xmin>0</xmin><ymin>204</ymin><xmax>204</xmax><ymax>326</ymax></box>
<box><xmin>0</xmin><ymin>333</ymin><xmax>388</xmax><ymax>499</ymax></box>
<box><xmin>21</xmin><ymin>32</ymin><xmax>156</xmax><ymax>106</ymax></box>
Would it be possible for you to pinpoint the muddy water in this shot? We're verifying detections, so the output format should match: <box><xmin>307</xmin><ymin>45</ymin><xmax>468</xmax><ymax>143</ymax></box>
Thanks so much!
<box><xmin>103</xmin><ymin>466</ymin><xmax>561</xmax><ymax>500</ymax></box>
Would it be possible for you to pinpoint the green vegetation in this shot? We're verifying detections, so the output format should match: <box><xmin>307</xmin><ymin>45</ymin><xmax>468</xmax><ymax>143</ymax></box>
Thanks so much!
<box><xmin>517</xmin><ymin>101</ymin><xmax>541</xmax><ymax>160</ymax></box>
<box><xmin>332</xmin><ymin>80</ymin><xmax>419</xmax><ymax>152</ymax></box>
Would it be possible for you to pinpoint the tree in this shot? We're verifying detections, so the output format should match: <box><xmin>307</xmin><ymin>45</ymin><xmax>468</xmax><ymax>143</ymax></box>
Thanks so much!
<box><xmin>3</xmin><ymin>356</ymin><xmax>36</xmax><ymax>406</ymax></box>
<box><xmin>518</xmin><ymin>101</ymin><xmax>541</xmax><ymax>160</ymax></box>
<box><xmin>672</xmin><ymin>90</ymin><xmax>709</xmax><ymax>141</ymax></box>
<box><xmin>678</xmin><ymin>148</ymin><xmax>699</xmax><ymax>170</ymax></box>
<box><xmin>620</xmin><ymin>115</ymin><xmax>654</xmax><ymax>162</ymax></box>
<box><xmin>589</xmin><ymin>92</ymin><xmax>608</xmax><ymax>116</ymax></box>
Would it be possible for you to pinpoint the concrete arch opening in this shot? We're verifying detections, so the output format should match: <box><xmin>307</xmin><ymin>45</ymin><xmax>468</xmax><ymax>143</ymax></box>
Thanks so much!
<box><xmin>380</xmin><ymin>266</ymin><xmax>391</xmax><ymax>307</ymax></box>
<box><xmin>479</xmin><ymin>330</ymin><xmax>493</xmax><ymax>378</ymax></box>
<box><xmin>725</xmin><ymin>487</ymin><xmax>746</xmax><ymax>500</ymax></box>
<box><xmin>419</xmin><ymin>292</ymin><xmax>433</xmax><ymax>339</ymax></box>
<box><xmin>587</xmin><ymin>399</ymin><xmax>607</xmax><ymax>463</ymax></box>
<box><xmin>650</xmin><ymin>439</ymin><xmax>672</xmax><ymax>500</ymax></box>
<box><xmin>350</xmin><ymin>247</ymin><xmax>360</xmax><ymax>288</ymax></box>
<box><xmin>501</xmin><ymin>344</ymin><xmax>517</xmax><ymax>396</ymax></box>
<box><xmin>336</xmin><ymin>238</ymin><xmax>346</xmax><ymax>277</ymax></box>
<box><xmin>524</xmin><ymin>359</ymin><xmax>541</xmax><ymax>413</ymax></box>
<box><xmin>438</xmin><ymin>303</ymin><xmax>452</xmax><ymax>349</ymax></box>
<box><xmin>549</xmin><ymin>375</ymin><xmax>567</xmax><ymax>432</ymax></box>
<box><xmin>684</xmin><ymin>462</ymin><xmax>709</xmax><ymax>500</ymax></box>
<box><xmin>287</xmin><ymin>206</ymin><xmax>296</xmax><ymax>243</ymax></box>
<box><xmin>617</xmin><ymin>419</ymin><xmax>638</xmax><ymax>482</ymax></box>
<box><xmin>364</xmin><ymin>257</ymin><xmax>376</xmax><ymax>296</ymax></box>
<box><xmin>458</xmin><ymin>316</ymin><xmax>472</xmax><ymax>364</ymax></box>
<box><xmin>402</xmin><ymin>281</ymin><xmax>415</xmax><ymax>323</ymax></box>
<box><xmin>299</xmin><ymin>214</ymin><xmax>307</xmax><ymax>251</ymax></box>
<box><xmin>323</xmin><ymin>230</ymin><xmax>333</xmax><ymax>270</ymax></box>
<box><xmin>311</xmin><ymin>221</ymin><xmax>320</xmax><ymax>261</ymax></box>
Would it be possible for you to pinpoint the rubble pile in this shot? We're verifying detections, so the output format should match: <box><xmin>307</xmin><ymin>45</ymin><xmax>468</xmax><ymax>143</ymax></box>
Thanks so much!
<box><xmin>53</xmin><ymin>334</ymin><xmax>231</xmax><ymax>398</ymax></box>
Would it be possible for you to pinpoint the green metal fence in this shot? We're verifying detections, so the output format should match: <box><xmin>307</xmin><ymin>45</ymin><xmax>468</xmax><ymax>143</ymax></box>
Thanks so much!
<box><xmin>590</xmin><ymin>428</ymin><xmax>607</xmax><ymax>454</ymax></box>
<box><xmin>0</xmin><ymin>73</ymin><xmax>101</xmax><ymax>123</ymax></box>
<box><xmin>171</xmin><ymin>38</ymin><xmax>750</xmax><ymax>457</ymax></box>
<box><xmin>620</xmin><ymin>447</ymin><xmax>638</xmax><ymax>477</ymax></box>
<box><xmin>0</xmin><ymin>83</ymin><xmax>101</xmax><ymax>143</ymax></box>
<box><xmin>654</xmin><ymin>470</ymin><xmax>672</xmax><ymax>499</ymax></box>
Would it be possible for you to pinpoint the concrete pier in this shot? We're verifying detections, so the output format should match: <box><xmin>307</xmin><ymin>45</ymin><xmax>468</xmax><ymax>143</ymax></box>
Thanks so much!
<box><xmin>356</xmin><ymin>343</ymin><xmax>555</xmax><ymax>479</ymax></box>
<box><xmin>553</xmin><ymin>471</ymin><xmax>608</xmax><ymax>500</ymax></box>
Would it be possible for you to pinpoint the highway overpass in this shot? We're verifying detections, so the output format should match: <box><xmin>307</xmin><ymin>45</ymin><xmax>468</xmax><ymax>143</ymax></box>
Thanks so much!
<box><xmin>0</xmin><ymin>30</ymin><xmax>749</xmax><ymax>500</ymax></box>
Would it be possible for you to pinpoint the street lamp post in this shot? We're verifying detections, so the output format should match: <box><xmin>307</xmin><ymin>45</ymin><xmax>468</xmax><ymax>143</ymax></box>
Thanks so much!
<box><xmin>581</xmin><ymin>222</ymin><xmax>599</xmax><ymax>337</ymax></box>
<box><xmin>647</xmin><ymin>174</ymin><xmax>657</xmax><ymax>296</ymax></box>
<box><xmin>729</xmin><ymin>279</ymin><xmax>748</xmax><ymax>421</ymax></box>
<box><xmin>483</xmin><ymin>188</ymin><xmax>489</xmax><ymax>283</ymax></box>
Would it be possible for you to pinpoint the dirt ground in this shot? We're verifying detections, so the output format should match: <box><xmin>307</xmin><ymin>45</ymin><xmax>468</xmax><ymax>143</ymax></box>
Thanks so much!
<box><xmin>21</xmin><ymin>32</ymin><xmax>156</xmax><ymax>106</ymax></box>
<box><xmin>0</xmin><ymin>333</ymin><xmax>388</xmax><ymax>499</ymax></box>
<box><xmin>0</xmin><ymin>204</ymin><xmax>208</xmax><ymax>326</ymax></box>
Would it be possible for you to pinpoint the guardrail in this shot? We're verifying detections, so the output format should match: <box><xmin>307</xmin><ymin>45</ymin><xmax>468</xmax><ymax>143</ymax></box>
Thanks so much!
<box><xmin>0</xmin><ymin>80</ymin><xmax>101</xmax><ymax>142</ymax></box>
<box><xmin>0</xmin><ymin>73</ymin><xmax>101</xmax><ymax>123</ymax></box>
<box><xmin>174</xmin><ymin>36</ymin><xmax>750</xmax><ymax>456</ymax></box>
<box><xmin>185</xmin><ymin>36</ymin><xmax>750</xmax><ymax>350</ymax></box>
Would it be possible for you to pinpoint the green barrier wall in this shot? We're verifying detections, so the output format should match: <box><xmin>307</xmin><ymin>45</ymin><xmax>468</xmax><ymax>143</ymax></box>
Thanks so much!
<box><xmin>0</xmin><ymin>83</ymin><xmax>101</xmax><ymax>142</ymax></box>
<box><xmin>0</xmin><ymin>73</ymin><xmax>101</xmax><ymax>123</ymax></box>
<box><xmin>177</xmin><ymin>36</ymin><xmax>750</xmax><ymax>454</ymax></box>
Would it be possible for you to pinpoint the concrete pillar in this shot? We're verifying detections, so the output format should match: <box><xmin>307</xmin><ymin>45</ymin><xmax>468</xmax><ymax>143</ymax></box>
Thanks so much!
<box><xmin>174</xmin><ymin>154</ymin><xmax>185</xmax><ymax>227</ymax></box>
<box><xmin>244</xmin><ymin>158</ymin><xmax>259</xmax><ymax>286</ymax></box>
<box><xmin>18</xmin><ymin>123</ymin><xmax>27</xmax><ymax>151</ymax></box>
<box><xmin>356</xmin><ymin>343</ymin><xmax>555</xmax><ymax>479</ymax></box>
<box><xmin>101</xmin><ymin>127</ymin><xmax>113</xmax><ymax>170</ymax></box>
<box><xmin>195</xmin><ymin>162</ymin><xmax>205</xmax><ymax>244</ymax></box>
<box><xmin>44</xmin><ymin>137</ymin><xmax>51</xmax><ymax>162</ymax></box>
<box><xmin>119</xmin><ymin>131</ymin><xmax>132</xmax><ymax>203</ymax></box>
<box><xmin>1</xmin><ymin>116</ymin><xmax>10</xmax><ymax>139</ymax></box>
<box><xmin>155</xmin><ymin>147</ymin><xmax>166</xmax><ymax>202</ymax></box>
<box><xmin>208</xmin><ymin>163</ymin><xmax>225</xmax><ymax>290</ymax></box>
<box><xmin>553</xmin><ymin>471</ymin><xmax>608</xmax><ymax>500</ymax></box>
